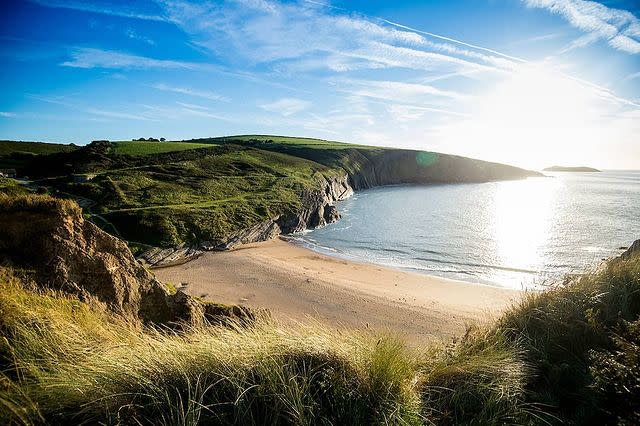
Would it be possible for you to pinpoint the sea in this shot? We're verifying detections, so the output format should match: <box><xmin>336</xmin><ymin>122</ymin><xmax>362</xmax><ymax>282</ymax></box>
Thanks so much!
<box><xmin>291</xmin><ymin>171</ymin><xmax>640</xmax><ymax>290</ymax></box>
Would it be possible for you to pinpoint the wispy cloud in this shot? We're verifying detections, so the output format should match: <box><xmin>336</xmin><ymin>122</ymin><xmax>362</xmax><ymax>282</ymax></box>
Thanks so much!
<box><xmin>152</xmin><ymin>83</ymin><xmax>229</xmax><ymax>101</ymax></box>
<box><xmin>259</xmin><ymin>98</ymin><xmax>311</xmax><ymax>116</ymax></box>
<box><xmin>0</xmin><ymin>112</ymin><xmax>17</xmax><ymax>118</ymax></box>
<box><xmin>175</xmin><ymin>101</ymin><xmax>209</xmax><ymax>110</ymax></box>
<box><xmin>85</xmin><ymin>108</ymin><xmax>157</xmax><ymax>121</ymax></box>
<box><xmin>61</xmin><ymin>48</ymin><xmax>201</xmax><ymax>69</ymax></box>
<box><xmin>337</xmin><ymin>79</ymin><xmax>469</xmax><ymax>102</ymax></box>
<box><xmin>125</xmin><ymin>28</ymin><xmax>155</xmax><ymax>45</ymax></box>
<box><xmin>387</xmin><ymin>103</ymin><xmax>469</xmax><ymax>121</ymax></box>
<box><xmin>28</xmin><ymin>0</ymin><xmax>166</xmax><ymax>22</ymax></box>
<box><xmin>623</xmin><ymin>71</ymin><xmax>640</xmax><ymax>82</ymax></box>
<box><xmin>156</xmin><ymin>0</ymin><xmax>516</xmax><ymax>77</ymax></box>
<box><xmin>523</xmin><ymin>0</ymin><xmax>640</xmax><ymax>54</ymax></box>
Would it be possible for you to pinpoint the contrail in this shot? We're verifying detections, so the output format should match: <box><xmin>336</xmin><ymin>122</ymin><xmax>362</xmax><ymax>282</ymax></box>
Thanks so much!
<box><xmin>381</xmin><ymin>19</ymin><xmax>529</xmax><ymax>64</ymax></box>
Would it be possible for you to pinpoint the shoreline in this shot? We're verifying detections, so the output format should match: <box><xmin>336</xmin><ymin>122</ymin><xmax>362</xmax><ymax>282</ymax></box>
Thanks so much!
<box><xmin>155</xmin><ymin>238</ymin><xmax>523</xmax><ymax>343</ymax></box>
<box><xmin>280</xmin><ymin>234</ymin><xmax>531</xmax><ymax>288</ymax></box>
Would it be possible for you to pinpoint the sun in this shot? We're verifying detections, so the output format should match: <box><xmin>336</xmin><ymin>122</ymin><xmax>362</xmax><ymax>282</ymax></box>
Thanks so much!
<box><xmin>436</xmin><ymin>64</ymin><xmax>604</xmax><ymax>170</ymax></box>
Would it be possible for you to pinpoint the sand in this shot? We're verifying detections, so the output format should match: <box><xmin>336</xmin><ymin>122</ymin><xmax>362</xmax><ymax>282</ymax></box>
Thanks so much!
<box><xmin>154</xmin><ymin>238</ymin><xmax>523</xmax><ymax>343</ymax></box>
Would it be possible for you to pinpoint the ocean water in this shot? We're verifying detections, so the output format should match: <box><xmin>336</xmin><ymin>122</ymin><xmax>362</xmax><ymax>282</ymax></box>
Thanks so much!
<box><xmin>292</xmin><ymin>171</ymin><xmax>640</xmax><ymax>289</ymax></box>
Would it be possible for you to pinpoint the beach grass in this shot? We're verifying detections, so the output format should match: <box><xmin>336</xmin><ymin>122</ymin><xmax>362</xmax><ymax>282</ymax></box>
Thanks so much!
<box><xmin>2</xmin><ymin>248</ymin><xmax>639</xmax><ymax>424</ymax></box>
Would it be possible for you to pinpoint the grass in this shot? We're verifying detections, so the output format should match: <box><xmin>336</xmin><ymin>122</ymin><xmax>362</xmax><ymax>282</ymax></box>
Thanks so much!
<box><xmin>1</xmin><ymin>247</ymin><xmax>639</xmax><ymax>424</ymax></box>
<box><xmin>0</xmin><ymin>267</ymin><xmax>422</xmax><ymax>425</ymax></box>
<box><xmin>6</xmin><ymin>136</ymin><xmax>536</xmax><ymax>249</ymax></box>
<box><xmin>60</xmin><ymin>145</ymin><xmax>341</xmax><ymax>247</ymax></box>
<box><xmin>110</xmin><ymin>141</ymin><xmax>216</xmax><ymax>156</ymax></box>
<box><xmin>0</xmin><ymin>141</ymin><xmax>78</xmax><ymax>156</ymax></box>
<box><xmin>207</xmin><ymin>135</ymin><xmax>376</xmax><ymax>150</ymax></box>
<box><xmin>0</xmin><ymin>178</ymin><xmax>31</xmax><ymax>196</ymax></box>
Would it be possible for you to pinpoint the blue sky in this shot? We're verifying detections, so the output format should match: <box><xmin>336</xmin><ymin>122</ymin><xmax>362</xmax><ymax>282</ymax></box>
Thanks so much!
<box><xmin>0</xmin><ymin>0</ymin><xmax>639</xmax><ymax>169</ymax></box>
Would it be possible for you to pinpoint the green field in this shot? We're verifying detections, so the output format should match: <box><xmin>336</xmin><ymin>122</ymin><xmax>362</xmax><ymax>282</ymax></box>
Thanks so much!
<box><xmin>207</xmin><ymin>134</ymin><xmax>376</xmax><ymax>150</ymax></box>
<box><xmin>0</xmin><ymin>140</ymin><xmax>78</xmax><ymax>156</ymax></box>
<box><xmin>110</xmin><ymin>141</ymin><xmax>217</xmax><ymax>156</ymax></box>
<box><xmin>58</xmin><ymin>144</ymin><xmax>341</xmax><ymax>246</ymax></box>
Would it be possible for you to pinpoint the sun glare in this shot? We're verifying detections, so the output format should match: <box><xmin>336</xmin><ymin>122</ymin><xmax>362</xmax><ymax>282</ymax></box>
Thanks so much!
<box><xmin>491</xmin><ymin>177</ymin><xmax>557</xmax><ymax>288</ymax></box>
<box><xmin>437</xmin><ymin>64</ymin><xmax>605</xmax><ymax>170</ymax></box>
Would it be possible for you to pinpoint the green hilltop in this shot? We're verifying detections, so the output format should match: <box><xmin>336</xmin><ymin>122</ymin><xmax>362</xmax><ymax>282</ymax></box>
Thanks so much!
<box><xmin>0</xmin><ymin>136</ymin><xmax>539</xmax><ymax>250</ymax></box>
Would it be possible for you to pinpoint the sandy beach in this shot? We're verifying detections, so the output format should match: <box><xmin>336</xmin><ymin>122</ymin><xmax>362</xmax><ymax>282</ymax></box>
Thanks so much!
<box><xmin>155</xmin><ymin>238</ymin><xmax>523</xmax><ymax>342</ymax></box>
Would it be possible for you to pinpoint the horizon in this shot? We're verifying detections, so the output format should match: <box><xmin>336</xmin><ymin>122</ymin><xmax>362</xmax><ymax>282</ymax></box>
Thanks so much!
<box><xmin>1</xmin><ymin>0</ymin><xmax>639</xmax><ymax>170</ymax></box>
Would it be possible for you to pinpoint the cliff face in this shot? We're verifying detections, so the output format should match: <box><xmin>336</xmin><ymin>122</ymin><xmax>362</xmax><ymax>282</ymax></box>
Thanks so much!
<box><xmin>139</xmin><ymin>174</ymin><xmax>353</xmax><ymax>266</ymax></box>
<box><xmin>621</xmin><ymin>240</ymin><xmax>640</xmax><ymax>260</ymax></box>
<box><xmin>0</xmin><ymin>196</ymin><xmax>206</xmax><ymax>324</ymax></box>
<box><xmin>139</xmin><ymin>150</ymin><xmax>541</xmax><ymax>266</ymax></box>
<box><xmin>341</xmin><ymin>149</ymin><xmax>541</xmax><ymax>190</ymax></box>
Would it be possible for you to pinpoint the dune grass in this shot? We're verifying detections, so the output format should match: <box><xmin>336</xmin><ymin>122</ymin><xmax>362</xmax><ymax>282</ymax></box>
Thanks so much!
<box><xmin>1</xmin><ymin>250</ymin><xmax>639</xmax><ymax>424</ymax></box>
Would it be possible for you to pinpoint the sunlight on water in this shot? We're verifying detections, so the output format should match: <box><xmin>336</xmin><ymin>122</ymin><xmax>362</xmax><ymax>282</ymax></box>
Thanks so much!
<box><xmin>295</xmin><ymin>172</ymin><xmax>640</xmax><ymax>289</ymax></box>
<box><xmin>491</xmin><ymin>178</ymin><xmax>556</xmax><ymax>287</ymax></box>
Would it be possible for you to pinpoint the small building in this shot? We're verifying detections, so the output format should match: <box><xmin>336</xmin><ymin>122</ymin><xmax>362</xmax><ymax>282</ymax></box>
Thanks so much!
<box><xmin>0</xmin><ymin>169</ymin><xmax>17</xmax><ymax>178</ymax></box>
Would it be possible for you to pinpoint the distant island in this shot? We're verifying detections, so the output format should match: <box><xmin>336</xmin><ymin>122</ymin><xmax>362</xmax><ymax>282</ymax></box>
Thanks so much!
<box><xmin>543</xmin><ymin>166</ymin><xmax>601</xmax><ymax>172</ymax></box>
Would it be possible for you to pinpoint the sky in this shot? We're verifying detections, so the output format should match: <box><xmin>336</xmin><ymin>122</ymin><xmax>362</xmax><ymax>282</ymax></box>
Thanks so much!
<box><xmin>0</xmin><ymin>0</ymin><xmax>639</xmax><ymax>170</ymax></box>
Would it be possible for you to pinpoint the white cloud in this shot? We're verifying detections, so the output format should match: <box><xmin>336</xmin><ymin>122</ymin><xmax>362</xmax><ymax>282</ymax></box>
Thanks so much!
<box><xmin>0</xmin><ymin>112</ymin><xmax>17</xmax><ymax>118</ymax></box>
<box><xmin>387</xmin><ymin>104</ymin><xmax>469</xmax><ymax>122</ymax></box>
<box><xmin>152</xmin><ymin>83</ymin><xmax>229</xmax><ymax>101</ymax></box>
<box><xmin>622</xmin><ymin>71</ymin><xmax>640</xmax><ymax>82</ymax></box>
<box><xmin>523</xmin><ymin>0</ymin><xmax>640</xmax><ymax>54</ymax></box>
<box><xmin>259</xmin><ymin>98</ymin><xmax>311</xmax><ymax>116</ymax></box>
<box><xmin>156</xmin><ymin>0</ymin><xmax>516</xmax><ymax>76</ymax></box>
<box><xmin>175</xmin><ymin>101</ymin><xmax>209</xmax><ymax>110</ymax></box>
<box><xmin>61</xmin><ymin>48</ymin><xmax>201</xmax><ymax>69</ymax></box>
<box><xmin>29</xmin><ymin>0</ymin><xmax>166</xmax><ymax>21</ymax></box>
<box><xmin>85</xmin><ymin>108</ymin><xmax>156</xmax><ymax>121</ymax></box>
<box><xmin>337</xmin><ymin>79</ymin><xmax>469</xmax><ymax>102</ymax></box>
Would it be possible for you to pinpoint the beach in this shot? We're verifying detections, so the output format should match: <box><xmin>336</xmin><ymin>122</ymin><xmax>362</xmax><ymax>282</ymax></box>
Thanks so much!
<box><xmin>154</xmin><ymin>238</ymin><xmax>523</xmax><ymax>342</ymax></box>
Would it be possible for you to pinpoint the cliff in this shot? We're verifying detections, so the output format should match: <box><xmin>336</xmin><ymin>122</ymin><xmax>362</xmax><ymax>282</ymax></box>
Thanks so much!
<box><xmin>343</xmin><ymin>149</ymin><xmax>541</xmax><ymax>189</ymax></box>
<box><xmin>139</xmin><ymin>174</ymin><xmax>353</xmax><ymax>266</ymax></box>
<box><xmin>2</xmin><ymin>137</ymin><xmax>541</xmax><ymax>266</ymax></box>
<box><xmin>137</xmin><ymin>145</ymin><xmax>541</xmax><ymax>266</ymax></box>
<box><xmin>0</xmin><ymin>194</ymin><xmax>253</xmax><ymax>325</ymax></box>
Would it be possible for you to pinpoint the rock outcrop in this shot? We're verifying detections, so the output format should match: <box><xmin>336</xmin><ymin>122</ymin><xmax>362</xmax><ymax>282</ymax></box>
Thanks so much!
<box><xmin>0</xmin><ymin>195</ymin><xmax>252</xmax><ymax>325</ymax></box>
<box><xmin>620</xmin><ymin>239</ymin><xmax>640</xmax><ymax>260</ymax></box>
<box><xmin>277</xmin><ymin>174</ymin><xmax>353</xmax><ymax>233</ymax></box>
<box><xmin>140</xmin><ymin>174</ymin><xmax>353</xmax><ymax>266</ymax></box>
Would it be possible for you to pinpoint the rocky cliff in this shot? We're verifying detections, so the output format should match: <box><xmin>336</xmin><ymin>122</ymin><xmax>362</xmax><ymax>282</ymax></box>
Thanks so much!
<box><xmin>139</xmin><ymin>174</ymin><xmax>353</xmax><ymax>266</ymax></box>
<box><xmin>621</xmin><ymin>239</ymin><xmax>640</xmax><ymax>260</ymax></box>
<box><xmin>0</xmin><ymin>194</ymin><xmax>252</xmax><ymax>325</ymax></box>
<box><xmin>328</xmin><ymin>148</ymin><xmax>542</xmax><ymax>190</ymax></box>
<box><xmin>139</xmin><ymin>149</ymin><xmax>541</xmax><ymax>266</ymax></box>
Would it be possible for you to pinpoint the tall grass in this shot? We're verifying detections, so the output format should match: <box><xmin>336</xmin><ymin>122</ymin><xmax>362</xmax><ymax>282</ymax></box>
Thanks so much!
<box><xmin>1</xmin><ymin>249</ymin><xmax>639</xmax><ymax>425</ymax></box>
<box><xmin>0</xmin><ymin>267</ymin><xmax>422</xmax><ymax>425</ymax></box>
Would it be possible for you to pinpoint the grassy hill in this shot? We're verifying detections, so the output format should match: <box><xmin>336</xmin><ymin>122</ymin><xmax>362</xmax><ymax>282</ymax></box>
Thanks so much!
<box><xmin>0</xmin><ymin>140</ymin><xmax>78</xmax><ymax>156</ymax></box>
<box><xmin>110</xmin><ymin>140</ymin><xmax>217</xmax><ymax>156</ymax></box>
<box><xmin>0</xmin><ymin>137</ymin><xmax>539</xmax><ymax>249</ymax></box>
